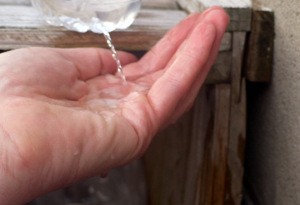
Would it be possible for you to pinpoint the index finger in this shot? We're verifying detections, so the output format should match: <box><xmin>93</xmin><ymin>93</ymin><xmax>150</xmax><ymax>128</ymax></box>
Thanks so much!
<box><xmin>57</xmin><ymin>48</ymin><xmax>138</xmax><ymax>80</ymax></box>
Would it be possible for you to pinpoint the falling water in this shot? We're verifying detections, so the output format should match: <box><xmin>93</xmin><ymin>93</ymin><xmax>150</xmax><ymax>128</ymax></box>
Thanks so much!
<box><xmin>102</xmin><ymin>30</ymin><xmax>127</xmax><ymax>83</ymax></box>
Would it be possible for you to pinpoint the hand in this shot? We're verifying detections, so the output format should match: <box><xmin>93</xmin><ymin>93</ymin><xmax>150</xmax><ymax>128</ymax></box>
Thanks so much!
<box><xmin>0</xmin><ymin>7</ymin><xmax>228</xmax><ymax>204</ymax></box>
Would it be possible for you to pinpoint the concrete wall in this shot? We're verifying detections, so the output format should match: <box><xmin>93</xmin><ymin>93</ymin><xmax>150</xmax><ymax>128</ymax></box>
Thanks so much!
<box><xmin>245</xmin><ymin>0</ymin><xmax>300</xmax><ymax>204</ymax></box>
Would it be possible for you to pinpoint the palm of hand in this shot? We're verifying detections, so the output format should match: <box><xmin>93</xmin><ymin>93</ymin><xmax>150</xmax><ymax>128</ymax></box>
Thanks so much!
<box><xmin>0</xmin><ymin>48</ymin><xmax>155</xmax><ymax>176</ymax></box>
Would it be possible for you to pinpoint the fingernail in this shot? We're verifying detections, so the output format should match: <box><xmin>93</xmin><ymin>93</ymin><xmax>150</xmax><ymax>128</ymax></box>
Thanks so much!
<box><xmin>202</xmin><ymin>6</ymin><xmax>224</xmax><ymax>17</ymax></box>
<box><xmin>202</xmin><ymin>7</ymin><xmax>215</xmax><ymax>15</ymax></box>
<box><xmin>203</xmin><ymin>23</ymin><xmax>216</xmax><ymax>36</ymax></box>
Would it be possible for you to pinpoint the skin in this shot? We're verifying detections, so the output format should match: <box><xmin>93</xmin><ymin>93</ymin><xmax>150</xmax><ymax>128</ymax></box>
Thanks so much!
<box><xmin>0</xmin><ymin>7</ymin><xmax>228</xmax><ymax>205</ymax></box>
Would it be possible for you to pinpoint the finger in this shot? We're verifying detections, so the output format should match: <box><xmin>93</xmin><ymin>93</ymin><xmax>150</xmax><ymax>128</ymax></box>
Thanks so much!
<box><xmin>124</xmin><ymin>7</ymin><xmax>226</xmax><ymax>82</ymax></box>
<box><xmin>147</xmin><ymin>18</ymin><xmax>217</xmax><ymax>126</ymax></box>
<box><xmin>56</xmin><ymin>48</ymin><xmax>137</xmax><ymax>80</ymax></box>
<box><xmin>123</xmin><ymin>12</ymin><xmax>201</xmax><ymax>79</ymax></box>
<box><xmin>1</xmin><ymin>47</ymin><xmax>136</xmax><ymax>100</ymax></box>
<box><xmin>171</xmin><ymin>8</ymin><xmax>230</xmax><ymax>122</ymax></box>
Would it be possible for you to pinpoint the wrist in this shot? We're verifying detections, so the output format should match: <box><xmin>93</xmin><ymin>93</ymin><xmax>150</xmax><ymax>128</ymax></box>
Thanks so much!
<box><xmin>0</xmin><ymin>120</ymin><xmax>40</xmax><ymax>205</ymax></box>
<box><xmin>0</xmin><ymin>125</ymin><xmax>23</xmax><ymax>205</ymax></box>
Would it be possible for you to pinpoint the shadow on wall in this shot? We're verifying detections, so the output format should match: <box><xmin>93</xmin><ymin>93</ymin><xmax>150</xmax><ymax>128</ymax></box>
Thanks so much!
<box><xmin>243</xmin><ymin>82</ymin><xmax>277</xmax><ymax>205</ymax></box>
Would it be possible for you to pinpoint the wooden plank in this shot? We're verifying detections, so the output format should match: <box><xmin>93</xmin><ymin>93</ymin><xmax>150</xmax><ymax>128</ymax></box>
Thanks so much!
<box><xmin>0</xmin><ymin>6</ymin><xmax>186</xmax><ymax>50</ymax></box>
<box><xmin>0</xmin><ymin>26</ymin><xmax>231</xmax><ymax>52</ymax></box>
<box><xmin>0</xmin><ymin>5</ymin><xmax>231</xmax><ymax>52</ymax></box>
<box><xmin>206</xmin><ymin>51</ymin><xmax>232</xmax><ymax>84</ymax></box>
<box><xmin>0</xmin><ymin>6</ymin><xmax>187</xmax><ymax>33</ymax></box>
<box><xmin>143</xmin><ymin>105</ymin><xmax>195</xmax><ymax>205</ymax></box>
<box><xmin>182</xmin><ymin>87</ymin><xmax>215</xmax><ymax>205</ymax></box>
<box><xmin>142</xmin><ymin>0</ymin><xmax>178</xmax><ymax>9</ymax></box>
<box><xmin>0</xmin><ymin>5</ymin><xmax>232</xmax><ymax>84</ymax></box>
<box><xmin>0</xmin><ymin>0</ymin><xmax>178</xmax><ymax>9</ymax></box>
<box><xmin>225</xmin><ymin>78</ymin><xmax>246</xmax><ymax>205</ymax></box>
<box><xmin>246</xmin><ymin>10</ymin><xmax>274</xmax><ymax>82</ymax></box>
<box><xmin>144</xmin><ymin>85</ymin><xmax>231</xmax><ymax>205</ymax></box>
<box><xmin>220</xmin><ymin>32</ymin><xmax>232</xmax><ymax>51</ymax></box>
<box><xmin>231</xmin><ymin>32</ymin><xmax>247</xmax><ymax>103</ymax></box>
<box><xmin>195</xmin><ymin>84</ymin><xmax>231</xmax><ymax>205</ymax></box>
<box><xmin>177</xmin><ymin>0</ymin><xmax>252</xmax><ymax>31</ymax></box>
<box><xmin>211</xmin><ymin>84</ymin><xmax>231</xmax><ymax>205</ymax></box>
<box><xmin>228</xmin><ymin>38</ymin><xmax>247</xmax><ymax>205</ymax></box>
<box><xmin>177</xmin><ymin>0</ymin><xmax>252</xmax><ymax>10</ymax></box>
<box><xmin>0</xmin><ymin>0</ymin><xmax>30</xmax><ymax>4</ymax></box>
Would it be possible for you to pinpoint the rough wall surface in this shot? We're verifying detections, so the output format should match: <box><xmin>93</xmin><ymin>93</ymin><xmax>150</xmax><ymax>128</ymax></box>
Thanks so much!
<box><xmin>245</xmin><ymin>0</ymin><xmax>300</xmax><ymax>204</ymax></box>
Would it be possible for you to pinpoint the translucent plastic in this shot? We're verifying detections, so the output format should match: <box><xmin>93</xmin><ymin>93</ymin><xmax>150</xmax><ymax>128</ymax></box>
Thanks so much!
<box><xmin>31</xmin><ymin>0</ymin><xmax>141</xmax><ymax>81</ymax></box>
<box><xmin>29</xmin><ymin>160</ymin><xmax>148</xmax><ymax>205</ymax></box>
<box><xmin>31</xmin><ymin>0</ymin><xmax>141</xmax><ymax>33</ymax></box>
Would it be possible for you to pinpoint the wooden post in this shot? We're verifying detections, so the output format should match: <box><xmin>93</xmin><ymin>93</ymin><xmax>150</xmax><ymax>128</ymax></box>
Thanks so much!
<box><xmin>246</xmin><ymin>10</ymin><xmax>275</xmax><ymax>82</ymax></box>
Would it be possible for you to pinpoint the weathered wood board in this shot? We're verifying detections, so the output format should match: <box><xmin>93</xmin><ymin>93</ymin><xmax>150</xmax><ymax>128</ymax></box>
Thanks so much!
<box><xmin>177</xmin><ymin>0</ymin><xmax>252</xmax><ymax>31</ymax></box>
<box><xmin>144</xmin><ymin>84</ymin><xmax>231</xmax><ymax>205</ymax></box>
<box><xmin>0</xmin><ymin>0</ymin><xmax>30</xmax><ymax>4</ymax></box>
<box><xmin>0</xmin><ymin>6</ymin><xmax>186</xmax><ymax>50</ymax></box>
<box><xmin>246</xmin><ymin>10</ymin><xmax>274</xmax><ymax>82</ymax></box>
<box><xmin>225</xmin><ymin>79</ymin><xmax>246</xmax><ymax>205</ymax></box>
<box><xmin>0</xmin><ymin>0</ymin><xmax>178</xmax><ymax>8</ymax></box>
<box><xmin>142</xmin><ymin>0</ymin><xmax>178</xmax><ymax>9</ymax></box>
<box><xmin>0</xmin><ymin>5</ymin><xmax>232</xmax><ymax>51</ymax></box>
<box><xmin>177</xmin><ymin>0</ymin><xmax>252</xmax><ymax>10</ymax></box>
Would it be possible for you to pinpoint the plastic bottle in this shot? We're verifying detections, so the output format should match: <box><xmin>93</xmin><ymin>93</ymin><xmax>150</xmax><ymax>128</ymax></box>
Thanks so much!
<box><xmin>31</xmin><ymin>0</ymin><xmax>141</xmax><ymax>33</ymax></box>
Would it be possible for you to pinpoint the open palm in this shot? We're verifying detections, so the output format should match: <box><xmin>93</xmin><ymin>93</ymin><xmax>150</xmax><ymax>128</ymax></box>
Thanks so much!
<box><xmin>0</xmin><ymin>7</ymin><xmax>228</xmax><ymax>204</ymax></box>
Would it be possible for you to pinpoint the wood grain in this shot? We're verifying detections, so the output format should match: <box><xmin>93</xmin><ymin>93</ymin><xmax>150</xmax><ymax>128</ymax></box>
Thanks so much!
<box><xmin>231</xmin><ymin>32</ymin><xmax>247</xmax><ymax>103</ymax></box>
<box><xmin>195</xmin><ymin>84</ymin><xmax>231</xmax><ymax>205</ymax></box>
<box><xmin>0</xmin><ymin>5</ymin><xmax>232</xmax><ymax>84</ymax></box>
<box><xmin>0</xmin><ymin>6</ymin><xmax>185</xmax><ymax>50</ymax></box>
<box><xmin>142</xmin><ymin>0</ymin><xmax>178</xmax><ymax>9</ymax></box>
<box><xmin>246</xmin><ymin>10</ymin><xmax>274</xmax><ymax>82</ymax></box>
<box><xmin>225</xmin><ymin>79</ymin><xmax>246</xmax><ymax>205</ymax></box>
<box><xmin>177</xmin><ymin>0</ymin><xmax>252</xmax><ymax>31</ymax></box>
<box><xmin>144</xmin><ymin>85</ymin><xmax>231</xmax><ymax>205</ymax></box>
<box><xmin>0</xmin><ymin>6</ymin><xmax>231</xmax><ymax>51</ymax></box>
<box><xmin>0</xmin><ymin>0</ymin><xmax>30</xmax><ymax>4</ymax></box>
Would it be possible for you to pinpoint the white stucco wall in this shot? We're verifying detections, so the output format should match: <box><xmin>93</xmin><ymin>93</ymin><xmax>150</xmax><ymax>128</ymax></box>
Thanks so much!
<box><xmin>245</xmin><ymin>0</ymin><xmax>300</xmax><ymax>204</ymax></box>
